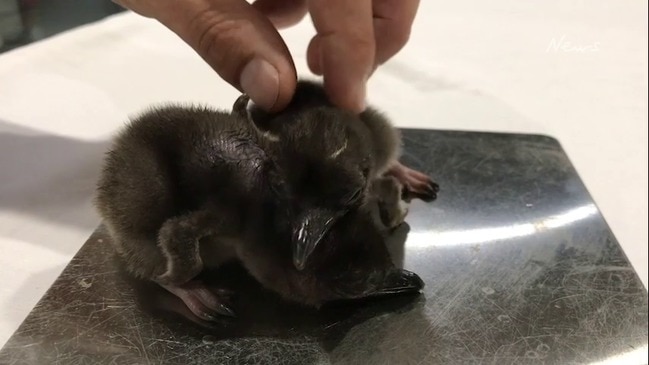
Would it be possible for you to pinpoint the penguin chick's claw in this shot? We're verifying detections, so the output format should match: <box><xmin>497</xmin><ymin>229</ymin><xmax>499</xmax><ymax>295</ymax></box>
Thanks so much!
<box><xmin>386</xmin><ymin>162</ymin><xmax>439</xmax><ymax>202</ymax></box>
<box><xmin>232</xmin><ymin>93</ymin><xmax>251</xmax><ymax>119</ymax></box>
<box><xmin>160</xmin><ymin>280</ymin><xmax>236</xmax><ymax>321</ymax></box>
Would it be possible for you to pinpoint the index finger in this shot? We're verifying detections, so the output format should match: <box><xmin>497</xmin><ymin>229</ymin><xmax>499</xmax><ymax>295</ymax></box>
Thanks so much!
<box><xmin>307</xmin><ymin>0</ymin><xmax>375</xmax><ymax>112</ymax></box>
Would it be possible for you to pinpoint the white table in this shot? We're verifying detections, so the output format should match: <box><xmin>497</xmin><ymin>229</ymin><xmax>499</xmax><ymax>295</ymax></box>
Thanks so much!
<box><xmin>1</xmin><ymin>0</ymin><xmax>646</xmax><ymax>346</ymax></box>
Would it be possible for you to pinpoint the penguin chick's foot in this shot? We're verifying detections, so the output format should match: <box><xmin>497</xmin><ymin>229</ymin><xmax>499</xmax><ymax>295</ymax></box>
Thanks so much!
<box><xmin>386</xmin><ymin>162</ymin><xmax>439</xmax><ymax>202</ymax></box>
<box><xmin>160</xmin><ymin>280</ymin><xmax>236</xmax><ymax>321</ymax></box>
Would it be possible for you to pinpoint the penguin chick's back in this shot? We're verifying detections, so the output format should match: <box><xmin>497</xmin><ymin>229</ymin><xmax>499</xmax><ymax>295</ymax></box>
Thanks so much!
<box><xmin>95</xmin><ymin>104</ymin><xmax>266</xmax><ymax>235</ymax></box>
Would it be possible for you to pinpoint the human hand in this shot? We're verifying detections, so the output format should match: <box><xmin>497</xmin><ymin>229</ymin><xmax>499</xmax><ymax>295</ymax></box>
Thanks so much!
<box><xmin>113</xmin><ymin>0</ymin><xmax>419</xmax><ymax>113</ymax></box>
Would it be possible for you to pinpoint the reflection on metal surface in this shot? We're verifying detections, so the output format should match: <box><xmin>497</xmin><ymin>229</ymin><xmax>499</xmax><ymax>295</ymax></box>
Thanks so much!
<box><xmin>0</xmin><ymin>130</ymin><xmax>646</xmax><ymax>364</ymax></box>
<box><xmin>407</xmin><ymin>204</ymin><xmax>598</xmax><ymax>248</ymax></box>
<box><xmin>540</xmin><ymin>204</ymin><xmax>598</xmax><ymax>230</ymax></box>
<box><xmin>407</xmin><ymin>224</ymin><xmax>537</xmax><ymax>248</ymax></box>
<box><xmin>588</xmin><ymin>344</ymin><xmax>648</xmax><ymax>365</ymax></box>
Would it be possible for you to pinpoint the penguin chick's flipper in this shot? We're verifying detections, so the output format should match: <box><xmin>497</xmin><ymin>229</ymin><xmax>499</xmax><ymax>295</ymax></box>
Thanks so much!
<box><xmin>155</xmin><ymin>209</ymin><xmax>221</xmax><ymax>285</ymax></box>
<box><xmin>154</xmin><ymin>208</ymin><xmax>240</xmax><ymax>320</ymax></box>
<box><xmin>367</xmin><ymin>176</ymin><xmax>409</xmax><ymax>231</ymax></box>
<box><xmin>357</xmin><ymin>103</ymin><xmax>439</xmax><ymax>202</ymax></box>
<box><xmin>358</xmin><ymin>107</ymin><xmax>402</xmax><ymax>175</ymax></box>
<box><xmin>386</xmin><ymin>162</ymin><xmax>440</xmax><ymax>202</ymax></box>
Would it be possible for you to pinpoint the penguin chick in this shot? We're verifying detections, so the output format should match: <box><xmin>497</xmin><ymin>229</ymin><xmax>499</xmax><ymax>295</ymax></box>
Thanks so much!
<box><xmin>249</xmin><ymin>80</ymin><xmax>439</xmax><ymax>200</ymax></box>
<box><xmin>235</xmin><ymin>178</ymin><xmax>425</xmax><ymax>309</ymax></box>
<box><xmin>244</xmin><ymin>80</ymin><xmax>439</xmax><ymax>270</ymax></box>
<box><xmin>95</xmin><ymin>103</ymin><xmax>278</xmax><ymax>320</ymax></box>
<box><xmin>94</xmin><ymin>98</ymin><xmax>413</xmax><ymax>321</ymax></box>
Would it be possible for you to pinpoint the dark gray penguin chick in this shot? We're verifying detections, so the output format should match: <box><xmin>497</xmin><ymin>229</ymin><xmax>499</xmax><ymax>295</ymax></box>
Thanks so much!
<box><xmin>245</xmin><ymin>80</ymin><xmax>439</xmax><ymax>269</ymax></box>
<box><xmin>237</xmin><ymin>186</ymin><xmax>424</xmax><ymax>309</ymax></box>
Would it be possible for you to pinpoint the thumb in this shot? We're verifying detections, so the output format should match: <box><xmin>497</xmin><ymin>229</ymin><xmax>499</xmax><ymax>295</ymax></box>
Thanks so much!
<box><xmin>144</xmin><ymin>0</ymin><xmax>297</xmax><ymax>112</ymax></box>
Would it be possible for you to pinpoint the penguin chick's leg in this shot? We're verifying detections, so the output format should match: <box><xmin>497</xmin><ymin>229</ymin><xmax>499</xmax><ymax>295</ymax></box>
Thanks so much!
<box><xmin>156</xmin><ymin>209</ymin><xmax>238</xmax><ymax>320</ymax></box>
<box><xmin>368</xmin><ymin>176</ymin><xmax>409</xmax><ymax>231</ymax></box>
<box><xmin>385</xmin><ymin>162</ymin><xmax>439</xmax><ymax>202</ymax></box>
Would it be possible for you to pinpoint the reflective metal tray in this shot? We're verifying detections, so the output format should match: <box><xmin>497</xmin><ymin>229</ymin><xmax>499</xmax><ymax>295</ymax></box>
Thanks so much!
<box><xmin>1</xmin><ymin>130</ymin><xmax>646</xmax><ymax>365</ymax></box>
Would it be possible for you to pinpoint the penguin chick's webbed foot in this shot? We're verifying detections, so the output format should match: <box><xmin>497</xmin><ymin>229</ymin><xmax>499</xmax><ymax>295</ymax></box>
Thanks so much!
<box><xmin>160</xmin><ymin>280</ymin><xmax>236</xmax><ymax>321</ymax></box>
<box><xmin>386</xmin><ymin>162</ymin><xmax>440</xmax><ymax>202</ymax></box>
<box><xmin>142</xmin><ymin>208</ymin><xmax>241</xmax><ymax>320</ymax></box>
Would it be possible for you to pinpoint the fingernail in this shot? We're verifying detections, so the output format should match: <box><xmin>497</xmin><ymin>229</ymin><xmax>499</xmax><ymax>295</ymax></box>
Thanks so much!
<box><xmin>240</xmin><ymin>58</ymin><xmax>280</xmax><ymax>111</ymax></box>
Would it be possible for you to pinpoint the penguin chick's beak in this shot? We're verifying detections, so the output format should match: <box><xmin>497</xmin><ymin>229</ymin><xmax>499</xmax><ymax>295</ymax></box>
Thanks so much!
<box><xmin>292</xmin><ymin>208</ymin><xmax>343</xmax><ymax>271</ymax></box>
<box><xmin>371</xmin><ymin>269</ymin><xmax>425</xmax><ymax>297</ymax></box>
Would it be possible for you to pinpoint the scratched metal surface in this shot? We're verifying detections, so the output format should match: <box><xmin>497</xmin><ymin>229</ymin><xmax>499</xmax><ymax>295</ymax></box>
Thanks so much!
<box><xmin>0</xmin><ymin>130</ymin><xmax>647</xmax><ymax>365</ymax></box>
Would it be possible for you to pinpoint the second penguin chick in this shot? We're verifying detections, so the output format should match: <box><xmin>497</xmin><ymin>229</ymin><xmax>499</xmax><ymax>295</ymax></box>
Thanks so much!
<box><xmin>244</xmin><ymin>80</ymin><xmax>439</xmax><ymax>269</ymax></box>
<box><xmin>249</xmin><ymin>80</ymin><xmax>439</xmax><ymax>201</ymax></box>
<box><xmin>235</xmin><ymin>174</ymin><xmax>425</xmax><ymax>309</ymax></box>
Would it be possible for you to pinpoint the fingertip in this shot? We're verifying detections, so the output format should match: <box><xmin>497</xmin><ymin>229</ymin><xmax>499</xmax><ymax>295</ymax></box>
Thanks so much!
<box><xmin>324</xmin><ymin>79</ymin><xmax>367</xmax><ymax>113</ymax></box>
<box><xmin>317</xmin><ymin>36</ymin><xmax>373</xmax><ymax>113</ymax></box>
<box><xmin>239</xmin><ymin>57</ymin><xmax>296</xmax><ymax>112</ymax></box>
<box><xmin>307</xmin><ymin>36</ymin><xmax>323</xmax><ymax>75</ymax></box>
<box><xmin>152</xmin><ymin>0</ymin><xmax>297</xmax><ymax>112</ymax></box>
<box><xmin>271</xmin><ymin>70</ymin><xmax>297</xmax><ymax>112</ymax></box>
<box><xmin>252</xmin><ymin>0</ymin><xmax>308</xmax><ymax>29</ymax></box>
<box><xmin>239</xmin><ymin>58</ymin><xmax>278</xmax><ymax>111</ymax></box>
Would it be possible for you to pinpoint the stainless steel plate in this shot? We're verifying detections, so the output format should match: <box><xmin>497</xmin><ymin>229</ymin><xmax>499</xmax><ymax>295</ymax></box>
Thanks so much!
<box><xmin>1</xmin><ymin>130</ymin><xmax>646</xmax><ymax>365</ymax></box>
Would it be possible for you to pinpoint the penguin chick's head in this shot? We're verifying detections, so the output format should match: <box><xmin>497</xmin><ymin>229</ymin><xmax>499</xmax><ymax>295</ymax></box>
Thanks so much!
<box><xmin>244</xmin><ymin>79</ymin><xmax>379</xmax><ymax>272</ymax></box>
<box><xmin>267</xmin><ymin>107</ymin><xmax>376</xmax><ymax>271</ymax></box>
<box><xmin>309</xmin><ymin>210</ymin><xmax>424</xmax><ymax>305</ymax></box>
<box><xmin>254</xmin><ymin>205</ymin><xmax>425</xmax><ymax>307</ymax></box>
